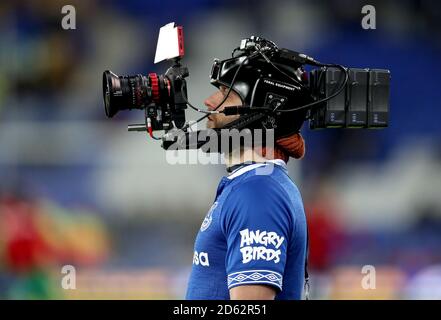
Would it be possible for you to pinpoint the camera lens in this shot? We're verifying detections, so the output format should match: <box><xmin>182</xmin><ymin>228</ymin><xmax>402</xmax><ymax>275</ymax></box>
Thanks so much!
<box><xmin>102</xmin><ymin>70</ymin><xmax>152</xmax><ymax>118</ymax></box>
<box><xmin>103</xmin><ymin>71</ymin><xmax>115</xmax><ymax>117</ymax></box>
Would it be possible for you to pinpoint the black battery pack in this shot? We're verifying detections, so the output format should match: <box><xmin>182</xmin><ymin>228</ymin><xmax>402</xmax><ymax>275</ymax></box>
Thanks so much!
<box><xmin>308</xmin><ymin>69</ymin><xmax>325</xmax><ymax>129</ymax></box>
<box><xmin>346</xmin><ymin>68</ymin><xmax>369</xmax><ymax>128</ymax></box>
<box><xmin>368</xmin><ymin>69</ymin><xmax>390</xmax><ymax>128</ymax></box>
<box><xmin>323</xmin><ymin>67</ymin><xmax>346</xmax><ymax>127</ymax></box>
<box><xmin>309</xmin><ymin>67</ymin><xmax>346</xmax><ymax>129</ymax></box>
<box><xmin>308</xmin><ymin>67</ymin><xmax>390</xmax><ymax>129</ymax></box>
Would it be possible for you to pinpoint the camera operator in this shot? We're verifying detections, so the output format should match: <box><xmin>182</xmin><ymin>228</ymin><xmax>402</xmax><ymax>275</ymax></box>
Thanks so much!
<box><xmin>102</xmin><ymin>27</ymin><xmax>389</xmax><ymax>300</ymax></box>
<box><xmin>185</xmin><ymin>81</ymin><xmax>308</xmax><ymax>300</ymax></box>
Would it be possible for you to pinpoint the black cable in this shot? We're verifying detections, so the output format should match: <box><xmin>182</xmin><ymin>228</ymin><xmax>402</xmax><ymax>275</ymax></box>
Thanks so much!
<box><xmin>159</xmin><ymin>42</ymin><xmax>347</xmax><ymax>140</ymax></box>
<box><xmin>252</xmin><ymin>41</ymin><xmax>350</xmax><ymax>115</ymax></box>
<box><xmin>147</xmin><ymin>51</ymin><xmax>257</xmax><ymax>138</ymax></box>
<box><xmin>144</xmin><ymin>109</ymin><xmax>161</xmax><ymax>140</ymax></box>
<box><xmin>180</xmin><ymin>84</ymin><xmax>214</xmax><ymax>114</ymax></box>
<box><xmin>180</xmin><ymin>51</ymin><xmax>259</xmax><ymax>131</ymax></box>
<box><xmin>149</xmin><ymin>133</ymin><xmax>161</xmax><ymax>140</ymax></box>
<box><xmin>277</xmin><ymin>64</ymin><xmax>348</xmax><ymax>113</ymax></box>
<box><xmin>254</xmin><ymin>45</ymin><xmax>349</xmax><ymax>114</ymax></box>
<box><xmin>256</xmin><ymin>46</ymin><xmax>305</xmax><ymax>89</ymax></box>
<box><xmin>232</xmin><ymin>47</ymin><xmax>242</xmax><ymax>58</ymax></box>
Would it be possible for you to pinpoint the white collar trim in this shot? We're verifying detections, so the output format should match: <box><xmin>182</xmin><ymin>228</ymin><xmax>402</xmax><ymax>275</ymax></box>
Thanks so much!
<box><xmin>227</xmin><ymin>159</ymin><xmax>287</xmax><ymax>180</ymax></box>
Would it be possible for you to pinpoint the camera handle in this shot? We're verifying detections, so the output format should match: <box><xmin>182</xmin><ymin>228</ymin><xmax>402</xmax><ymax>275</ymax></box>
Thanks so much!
<box><xmin>128</xmin><ymin>124</ymin><xmax>147</xmax><ymax>131</ymax></box>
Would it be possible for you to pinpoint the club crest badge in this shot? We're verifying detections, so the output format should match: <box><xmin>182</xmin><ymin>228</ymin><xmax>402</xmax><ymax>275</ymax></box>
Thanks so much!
<box><xmin>200</xmin><ymin>201</ymin><xmax>218</xmax><ymax>232</ymax></box>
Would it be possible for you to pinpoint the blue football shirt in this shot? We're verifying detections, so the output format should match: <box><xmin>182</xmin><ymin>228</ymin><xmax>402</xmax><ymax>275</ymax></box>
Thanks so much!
<box><xmin>186</xmin><ymin>159</ymin><xmax>307</xmax><ymax>300</ymax></box>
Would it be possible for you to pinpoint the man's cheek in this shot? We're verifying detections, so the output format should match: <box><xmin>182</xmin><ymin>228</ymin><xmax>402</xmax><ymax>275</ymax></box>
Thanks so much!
<box><xmin>212</xmin><ymin>115</ymin><xmax>225</xmax><ymax>127</ymax></box>
<box><xmin>207</xmin><ymin>114</ymin><xmax>240</xmax><ymax>129</ymax></box>
<box><xmin>207</xmin><ymin>120</ymin><xmax>215</xmax><ymax>129</ymax></box>
<box><xmin>223</xmin><ymin>115</ymin><xmax>240</xmax><ymax>126</ymax></box>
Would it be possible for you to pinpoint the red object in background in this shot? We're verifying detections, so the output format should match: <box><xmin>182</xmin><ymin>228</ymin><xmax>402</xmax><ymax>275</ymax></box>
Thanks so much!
<box><xmin>1</xmin><ymin>194</ymin><xmax>109</xmax><ymax>275</ymax></box>
<box><xmin>306</xmin><ymin>202</ymin><xmax>345</xmax><ymax>271</ymax></box>
<box><xmin>6</xmin><ymin>235</ymin><xmax>48</xmax><ymax>272</ymax></box>
<box><xmin>1</xmin><ymin>197</ymin><xmax>52</xmax><ymax>272</ymax></box>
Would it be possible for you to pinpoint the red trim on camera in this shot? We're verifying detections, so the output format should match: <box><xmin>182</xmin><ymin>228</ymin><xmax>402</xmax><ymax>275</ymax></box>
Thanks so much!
<box><xmin>149</xmin><ymin>73</ymin><xmax>160</xmax><ymax>103</ymax></box>
<box><xmin>177</xmin><ymin>26</ymin><xmax>185</xmax><ymax>57</ymax></box>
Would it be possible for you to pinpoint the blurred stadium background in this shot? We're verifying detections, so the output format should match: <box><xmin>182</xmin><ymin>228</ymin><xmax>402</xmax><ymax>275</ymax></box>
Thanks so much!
<box><xmin>0</xmin><ymin>0</ymin><xmax>441</xmax><ymax>299</ymax></box>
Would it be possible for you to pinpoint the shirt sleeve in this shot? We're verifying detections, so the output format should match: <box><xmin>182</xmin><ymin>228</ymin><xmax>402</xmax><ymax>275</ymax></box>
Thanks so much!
<box><xmin>221</xmin><ymin>175</ymin><xmax>294</xmax><ymax>292</ymax></box>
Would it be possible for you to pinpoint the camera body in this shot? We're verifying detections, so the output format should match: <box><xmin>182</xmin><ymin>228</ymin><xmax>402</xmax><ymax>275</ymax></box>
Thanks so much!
<box><xmin>146</xmin><ymin>62</ymin><xmax>189</xmax><ymax>131</ymax></box>
<box><xmin>103</xmin><ymin>60</ymin><xmax>189</xmax><ymax>132</ymax></box>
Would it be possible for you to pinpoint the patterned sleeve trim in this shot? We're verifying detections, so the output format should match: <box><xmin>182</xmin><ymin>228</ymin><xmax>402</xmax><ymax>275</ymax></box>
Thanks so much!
<box><xmin>227</xmin><ymin>270</ymin><xmax>283</xmax><ymax>291</ymax></box>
